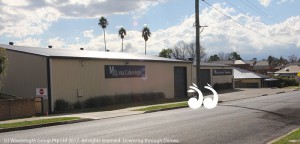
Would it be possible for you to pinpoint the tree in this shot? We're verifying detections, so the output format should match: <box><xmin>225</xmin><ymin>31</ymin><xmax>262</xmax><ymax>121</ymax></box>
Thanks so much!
<box><xmin>172</xmin><ymin>41</ymin><xmax>189</xmax><ymax>60</ymax></box>
<box><xmin>98</xmin><ymin>16</ymin><xmax>109</xmax><ymax>52</ymax></box>
<box><xmin>279</xmin><ymin>56</ymin><xmax>289</xmax><ymax>66</ymax></box>
<box><xmin>267</xmin><ymin>55</ymin><xmax>274</xmax><ymax>66</ymax></box>
<box><xmin>170</xmin><ymin>41</ymin><xmax>206</xmax><ymax>61</ymax></box>
<box><xmin>288</xmin><ymin>54</ymin><xmax>298</xmax><ymax>63</ymax></box>
<box><xmin>118</xmin><ymin>27</ymin><xmax>126</xmax><ymax>52</ymax></box>
<box><xmin>217</xmin><ymin>52</ymin><xmax>227</xmax><ymax>61</ymax></box>
<box><xmin>227</xmin><ymin>52</ymin><xmax>242</xmax><ymax>60</ymax></box>
<box><xmin>159</xmin><ymin>49</ymin><xmax>173</xmax><ymax>58</ymax></box>
<box><xmin>188</xmin><ymin>42</ymin><xmax>206</xmax><ymax>61</ymax></box>
<box><xmin>268</xmin><ymin>55</ymin><xmax>283</xmax><ymax>67</ymax></box>
<box><xmin>208</xmin><ymin>54</ymin><xmax>220</xmax><ymax>61</ymax></box>
<box><xmin>142</xmin><ymin>26</ymin><xmax>151</xmax><ymax>55</ymax></box>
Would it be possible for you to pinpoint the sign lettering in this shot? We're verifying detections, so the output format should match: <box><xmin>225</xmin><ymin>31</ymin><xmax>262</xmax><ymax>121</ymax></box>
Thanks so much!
<box><xmin>213</xmin><ymin>69</ymin><xmax>232</xmax><ymax>76</ymax></box>
<box><xmin>105</xmin><ymin>65</ymin><xmax>145</xmax><ymax>78</ymax></box>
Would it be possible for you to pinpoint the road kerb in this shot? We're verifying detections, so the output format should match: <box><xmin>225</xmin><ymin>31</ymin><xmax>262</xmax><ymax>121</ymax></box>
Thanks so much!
<box><xmin>266</xmin><ymin>128</ymin><xmax>299</xmax><ymax>144</ymax></box>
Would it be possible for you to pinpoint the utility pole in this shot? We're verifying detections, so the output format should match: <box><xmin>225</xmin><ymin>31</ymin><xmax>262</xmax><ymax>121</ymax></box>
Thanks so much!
<box><xmin>195</xmin><ymin>0</ymin><xmax>201</xmax><ymax>87</ymax></box>
<box><xmin>195</xmin><ymin>0</ymin><xmax>207</xmax><ymax>87</ymax></box>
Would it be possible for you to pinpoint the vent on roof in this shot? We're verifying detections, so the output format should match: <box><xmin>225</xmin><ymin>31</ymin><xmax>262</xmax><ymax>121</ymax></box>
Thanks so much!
<box><xmin>80</xmin><ymin>48</ymin><xmax>84</xmax><ymax>50</ymax></box>
<box><xmin>48</xmin><ymin>45</ymin><xmax>52</xmax><ymax>48</ymax></box>
<box><xmin>9</xmin><ymin>42</ymin><xmax>14</xmax><ymax>45</ymax></box>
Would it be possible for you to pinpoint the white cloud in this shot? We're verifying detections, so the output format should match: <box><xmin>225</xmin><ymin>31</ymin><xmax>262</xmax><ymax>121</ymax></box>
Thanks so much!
<box><xmin>16</xmin><ymin>37</ymin><xmax>41</xmax><ymax>47</ymax></box>
<box><xmin>0</xmin><ymin>6</ymin><xmax>61</xmax><ymax>37</ymax></box>
<box><xmin>1</xmin><ymin>0</ymin><xmax>30</xmax><ymax>6</ymax></box>
<box><xmin>259</xmin><ymin>0</ymin><xmax>271</xmax><ymax>7</ymax></box>
<box><xmin>2</xmin><ymin>2</ymin><xmax>300</xmax><ymax>60</ymax></box>
<box><xmin>48</xmin><ymin>37</ymin><xmax>65</xmax><ymax>48</ymax></box>
<box><xmin>0</xmin><ymin>0</ymin><xmax>166</xmax><ymax>38</ymax></box>
<box><xmin>277</xmin><ymin>0</ymin><xmax>294</xmax><ymax>4</ymax></box>
<box><xmin>73</xmin><ymin>3</ymin><xmax>300</xmax><ymax>59</ymax></box>
<box><xmin>83</xmin><ymin>29</ymin><xmax>94</xmax><ymax>39</ymax></box>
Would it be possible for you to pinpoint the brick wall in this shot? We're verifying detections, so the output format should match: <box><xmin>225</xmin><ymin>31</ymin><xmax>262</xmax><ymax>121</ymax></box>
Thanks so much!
<box><xmin>0</xmin><ymin>98</ymin><xmax>35</xmax><ymax>121</ymax></box>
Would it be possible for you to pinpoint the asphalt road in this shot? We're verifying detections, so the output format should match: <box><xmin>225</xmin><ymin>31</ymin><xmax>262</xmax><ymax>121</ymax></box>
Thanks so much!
<box><xmin>1</xmin><ymin>91</ymin><xmax>300</xmax><ymax>144</ymax></box>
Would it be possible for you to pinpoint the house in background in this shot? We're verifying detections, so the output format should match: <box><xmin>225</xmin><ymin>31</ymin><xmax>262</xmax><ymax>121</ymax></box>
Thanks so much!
<box><xmin>212</xmin><ymin>59</ymin><xmax>275</xmax><ymax>75</ymax></box>
<box><xmin>249</xmin><ymin>60</ymin><xmax>271</xmax><ymax>75</ymax></box>
<box><xmin>274</xmin><ymin>65</ymin><xmax>300</xmax><ymax>82</ymax></box>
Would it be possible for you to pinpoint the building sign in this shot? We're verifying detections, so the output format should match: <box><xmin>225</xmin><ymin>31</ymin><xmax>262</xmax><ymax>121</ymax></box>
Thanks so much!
<box><xmin>36</xmin><ymin>88</ymin><xmax>48</xmax><ymax>99</ymax></box>
<box><xmin>105</xmin><ymin>65</ymin><xmax>145</xmax><ymax>78</ymax></box>
<box><xmin>213</xmin><ymin>69</ymin><xmax>232</xmax><ymax>76</ymax></box>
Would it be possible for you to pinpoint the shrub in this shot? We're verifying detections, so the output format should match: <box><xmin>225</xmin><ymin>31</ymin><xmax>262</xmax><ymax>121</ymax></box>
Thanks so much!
<box><xmin>73</xmin><ymin>101</ymin><xmax>82</xmax><ymax>110</ymax></box>
<box><xmin>115</xmin><ymin>94</ymin><xmax>132</xmax><ymax>104</ymax></box>
<box><xmin>273</xmin><ymin>76</ymin><xmax>299</xmax><ymax>88</ymax></box>
<box><xmin>213</xmin><ymin>82</ymin><xmax>233</xmax><ymax>91</ymax></box>
<box><xmin>54</xmin><ymin>99</ymin><xmax>71</xmax><ymax>111</ymax></box>
<box><xmin>84</xmin><ymin>96</ymin><xmax>114</xmax><ymax>108</ymax></box>
<box><xmin>84</xmin><ymin>92</ymin><xmax>165</xmax><ymax>108</ymax></box>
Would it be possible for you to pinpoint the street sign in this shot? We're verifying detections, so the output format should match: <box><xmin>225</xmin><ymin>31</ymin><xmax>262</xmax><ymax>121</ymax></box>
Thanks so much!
<box><xmin>36</xmin><ymin>88</ymin><xmax>48</xmax><ymax>99</ymax></box>
<box><xmin>39</xmin><ymin>89</ymin><xmax>44</xmax><ymax>95</ymax></box>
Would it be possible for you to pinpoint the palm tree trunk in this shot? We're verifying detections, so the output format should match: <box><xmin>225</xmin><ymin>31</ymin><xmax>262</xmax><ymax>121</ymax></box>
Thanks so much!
<box><xmin>103</xmin><ymin>29</ymin><xmax>107</xmax><ymax>52</ymax></box>
<box><xmin>145</xmin><ymin>41</ymin><xmax>146</xmax><ymax>55</ymax></box>
<box><xmin>122</xmin><ymin>39</ymin><xmax>123</xmax><ymax>52</ymax></box>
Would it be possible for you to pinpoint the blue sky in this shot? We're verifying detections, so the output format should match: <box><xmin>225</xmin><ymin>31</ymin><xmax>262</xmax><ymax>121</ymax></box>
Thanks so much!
<box><xmin>0</xmin><ymin>0</ymin><xmax>299</xmax><ymax>60</ymax></box>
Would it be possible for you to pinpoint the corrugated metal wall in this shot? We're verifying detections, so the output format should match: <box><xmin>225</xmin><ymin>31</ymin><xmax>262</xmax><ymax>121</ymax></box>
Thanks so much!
<box><xmin>0</xmin><ymin>50</ymin><xmax>48</xmax><ymax>97</ymax></box>
<box><xmin>50</xmin><ymin>58</ymin><xmax>192</xmax><ymax>111</ymax></box>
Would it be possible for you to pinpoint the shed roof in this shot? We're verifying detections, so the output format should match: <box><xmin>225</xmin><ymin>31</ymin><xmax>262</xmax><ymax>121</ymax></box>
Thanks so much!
<box><xmin>0</xmin><ymin>44</ymin><xmax>191</xmax><ymax>63</ymax></box>
<box><xmin>234</xmin><ymin>68</ymin><xmax>269</xmax><ymax>79</ymax></box>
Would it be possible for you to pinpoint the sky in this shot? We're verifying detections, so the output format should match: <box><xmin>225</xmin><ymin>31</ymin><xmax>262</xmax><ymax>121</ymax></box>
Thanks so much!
<box><xmin>0</xmin><ymin>0</ymin><xmax>299</xmax><ymax>60</ymax></box>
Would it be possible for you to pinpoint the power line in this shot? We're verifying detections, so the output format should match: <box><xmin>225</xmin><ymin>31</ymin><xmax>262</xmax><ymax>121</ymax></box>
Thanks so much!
<box><xmin>228</xmin><ymin>0</ymin><xmax>298</xmax><ymax>32</ymax></box>
<box><xmin>226</xmin><ymin>1</ymin><xmax>249</xmax><ymax>16</ymax></box>
<box><xmin>202</xmin><ymin>0</ymin><xmax>296</xmax><ymax>47</ymax></box>
<box><xmin>240</xmin><ymin>0</ymin><xmax>281</xmax><ymax>24</ymax></box>
<box><xmin>226</xmin><ymin>1</ymin><xmax>276</xmax><ymax>25</ymax></box>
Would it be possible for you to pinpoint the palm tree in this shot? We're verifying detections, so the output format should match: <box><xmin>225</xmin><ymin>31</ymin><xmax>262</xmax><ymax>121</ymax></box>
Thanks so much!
<box><xmin>118</xmin><ymin>27</ymin><xmax>126</xmax><ymax>52</ymax></box>
<box><xmin>142</xmin><ymin>26</ymin><xmax>151</xmax><ymax>55</ymax></box>
<box><xmin>98</xmin><ymin>17</ymin><xmax>109</xmax><ymax>52</ymax></box>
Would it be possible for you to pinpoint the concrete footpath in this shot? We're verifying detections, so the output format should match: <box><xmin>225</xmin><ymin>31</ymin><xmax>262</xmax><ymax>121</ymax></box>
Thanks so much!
<box><xmin>0</xmin><ymin>88</ymin><xmax>298</xmax><ymax>127</ymax></box>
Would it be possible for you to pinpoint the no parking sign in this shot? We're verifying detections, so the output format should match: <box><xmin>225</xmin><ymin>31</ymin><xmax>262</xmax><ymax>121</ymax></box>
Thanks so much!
<box><xmin>36</xmin><ymin>88</ymin><xmax>48</xmax><ymax>99</ymax></box>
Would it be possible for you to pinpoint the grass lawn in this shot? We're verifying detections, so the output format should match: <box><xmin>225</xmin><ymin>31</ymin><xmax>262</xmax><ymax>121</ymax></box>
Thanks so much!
<box><xmin>285</xmin><ymin>86</ymin><xmax>300</xmax><ymax>90</ymax></box>
<box><xmin>273</xmin><ymin>128</ymin><xmax>300</xmax><ymax>144</ymax></box>
<box><xmin>0</xmin><ymin>117</ymin><xmax>80</xmax><ymax>129</ymax></box>
<box><xmin>134</xmin><ymin>101</ymin><xmax>188</xmax><ymax>111</ymax></box>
